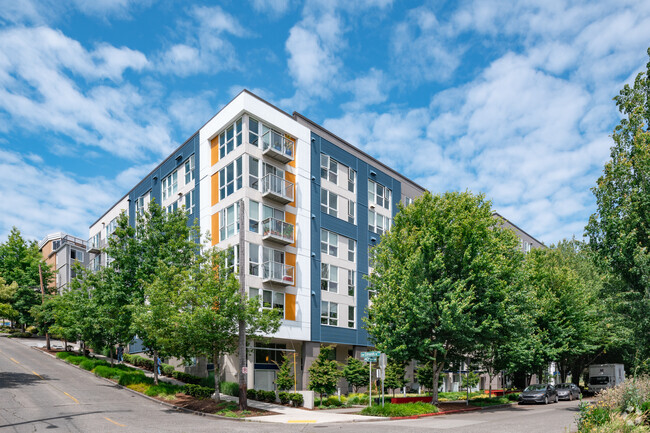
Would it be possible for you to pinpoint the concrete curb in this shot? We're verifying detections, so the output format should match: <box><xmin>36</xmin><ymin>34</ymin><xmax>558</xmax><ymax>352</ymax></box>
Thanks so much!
<box><xmin>29</xmin><ymin>345</ymin><xmax>259</xmax><ymax>423</ymax></box>
<box><xmin>389</xmin><ymin>403</ymin><xmax>516</xmax><ymax>420</ymax></box>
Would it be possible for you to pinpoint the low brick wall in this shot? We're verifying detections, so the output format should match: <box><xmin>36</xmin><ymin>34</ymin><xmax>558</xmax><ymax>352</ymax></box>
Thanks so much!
<box><xmin>390</xmin><ymin>396</ymin><xmax>434</xmax><ymax>404</ymax></box>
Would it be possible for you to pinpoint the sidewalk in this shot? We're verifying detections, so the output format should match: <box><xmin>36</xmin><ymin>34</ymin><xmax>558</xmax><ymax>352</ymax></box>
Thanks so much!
<box><xmin>219</xmin><ymin>394</ymin><xmax>385</xmax><ymax>424</ymax></box>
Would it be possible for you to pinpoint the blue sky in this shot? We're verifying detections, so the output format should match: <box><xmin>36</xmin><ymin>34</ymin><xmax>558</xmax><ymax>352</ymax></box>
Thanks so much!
<box><xmin>0</xmin><ymin>0</ymin><xmax>649</xmax><ymax>245</ymax></box>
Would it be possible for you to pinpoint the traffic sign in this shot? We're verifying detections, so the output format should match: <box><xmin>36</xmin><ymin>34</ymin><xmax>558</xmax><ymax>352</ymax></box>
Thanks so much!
<box><xmin>379</xmin><ymin>353</ymin><xmax>387</xmax><ymax>369</ymax></box>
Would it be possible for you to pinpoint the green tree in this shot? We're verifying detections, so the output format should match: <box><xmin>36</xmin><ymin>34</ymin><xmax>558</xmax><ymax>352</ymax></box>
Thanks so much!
<box><xmin>383</xmin><ymin>361</ymin><xmax>407</xmax><ymax>397</ymax></box>
<box><xmin>461</xmin><ymin>371</ymin><xmax>480</xmax><ymax>390</ymax></box>
<box><xmin>275</xmin><ymin>353</ymin><xmax>294</xmax><ymax>391</ymax></box>
<box><xmin>308</xmin><ymin>346</ymin><xmax>341</xmax><ymax>402</ymax></box>
<box><xmin>49</xmin><ymin>287</ymin><xmax>89</xmax><ymax>350</ymax></box>
<box><xmin>415</xmin><ymin>361</ymin><xmax>445</xmax><ymax>392</ymax></box>
<box><xmin>0</xmin><ymin>228</ymin><xmax>53</xmax><ymax>328</ymax></box>
<box><xmin>586</xmin><ymin>47</ymin><xmax>650</xmax><ymax>373</ymax></box>
<box><xmin>0</xmin><ymin>276</ymin><xmax>18</xmax><ymax>323</ymax></box>
<box><xmin>366</xmin><ymin>191</ymin><xmax>523</xmax><ymax>403</ymax></box>
<box><xmin>342</xmin><ymin>357</ymin><xmax>367</xmax><ymax>393</ymax></box>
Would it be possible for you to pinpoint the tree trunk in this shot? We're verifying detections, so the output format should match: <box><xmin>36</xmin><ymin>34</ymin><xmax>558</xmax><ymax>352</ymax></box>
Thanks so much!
<box><xmin>63</xmin><ymin>338</ymin><xmax>68</xmax><ymax>352</ymax></box>
<box><xmin>152</xmin><ymin>349</ymin><xmax>159</xmax><ymax>385</ymax></box>
<box><xmin>45</xmin><ymin>332</ymin><xmax>50</xmax><ymax>350</ymax></box>
<box><xmin>487</xmin><ymin>372</ymin><xmax>493</xmax><ymax>398</ymax></box>
<box><xmin>213</xmin><ymin>351</ymin><xmax>221</xmax><ymax>402</ymax></box>
<box><xmin>109</xmin><ymin>346</ymin><xmax>114</xmax><ymax>367</ymax></box>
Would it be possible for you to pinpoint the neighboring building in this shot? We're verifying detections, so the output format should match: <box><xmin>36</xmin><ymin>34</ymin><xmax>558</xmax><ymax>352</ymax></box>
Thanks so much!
<box><xmin>88</xmin><ymin>90</ymin><xmax>426</xmax><ymax>390</ymax></box>
<box><xmin>493</xmin><ymin>212</ymin><xmax>545</xmax><ymax>255</ymax></box>
<box><xmin>38</xmin><ymin>233</ymin><xmax>88</xmax><ymax>292</ymax></box>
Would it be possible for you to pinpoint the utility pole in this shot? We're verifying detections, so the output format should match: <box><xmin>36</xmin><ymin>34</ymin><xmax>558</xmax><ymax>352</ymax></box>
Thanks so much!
<box><xmin>238</xmin><ymin>199</ymin><xmax>247</xmax><ymax>410</ymax></box>
<box><xmin>38</xmin><ymin>264</ymin><xmax>50</xmax><ymax>351</ymax></box>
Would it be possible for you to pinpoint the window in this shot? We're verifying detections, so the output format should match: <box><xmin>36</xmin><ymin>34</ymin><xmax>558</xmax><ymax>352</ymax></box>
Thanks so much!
<box><xmin>219</xmin><ymin>202</ymin><xmax>239</xmax><ymax>240</ymax></box>
<box><xmin>106</xmin><ymin>218</ymin><xmax>118</xmax><ymax>237</ymax></box>
<box><xmin>89</xmin><ymin>233</ymin><xmax>100</xmax><ymax>250</ymax></box>
<box><xmin>321</xmin><ymin>301</ymin><xmax>338</xmax><ymax>326</ymax></box>
<box><xmin>403</xmin><ymin>196</ymin><xmax>414</xmax><ymax>206</ymax></box>
<box><xmin>249</xmin><ymin>243</ymin><xmax>260</xmax><ymax>276</ymax></box>
<box><xmin>249</xmin><ymin>156</ymin><xmax>259</xmax><ymax>190</ymax></box>
<box><xmin>348</xmin><ymin>168</ymin><xmax>356</xmax><ymax>192</ymax></box>
<box><xmin>348</xmin><ymin>239</ymin><xmax>356</xmax><ymax>262</ymax></box>
<box><xmin>52</xmin><ymin>240</ymin><xmax>61</xmax><ymax>250</ymax></box>
<box><xmin>347</xmin><ymin>199</ymin><xmax>355</xmax><ymax>224</ymax></box>
<box><xmin>219</xmin><ymin>157</ymin><xmax>243</xmax><ymax>200</ymax></box>
<box><xmin>321</xmin><ymin>263</ymin><xmax>338</xmax><ymax>293</ymax></box>
<box><xmin>250</xmin><ymin>288</ymin><xmax>284</xmax><ymax>315</ymax></box>
<box><xmin>321</xmin><ymin>189</ymin><xmax>338</xmax><ymax>217</ymax></box>
<box><xmin>166</xmin><ymin>201</ymin><xmax>178</xmax><ymax>214</ymax></box>
<box><xmin>90</xmin><ymin>255</ymin><xmax>101</xmax><ymax>272</ymax></box>
<box><xmin>219</xmin><ymin>117</ymin><xmax>243</xmax><ymax>159</ymax></box>
<box><xmin>71</xmin><ymin>249</ymin><xmax>84</xmax><ymax>262</ymax></box>
<box><xmin>369</xmin><ymin>209</ymin><xmax>391</xmax><ymax>235</ymax></box>
<box><xmin>184</xmin><ymin>189</ymin><xmax>196</xmax><ymax>215</ymax></box>
<box><xmin>321</xmin><ymin>229</ymin><xmax>338</xmax><ymax>257</ymax></box>
<box><xmin>249</xmin><ymin>117</ymin><xmax>259</xmax><ymax>146</ymax></box>
<box><xmin>135</xmin><ymin>195</ymin><xmax>145</xmax><ymax>215</ymax></box>
<box><xmin>368</xmin><ymin>180</ymin><xmax>391</xmax><ymax>210</ymax></box>
<box><xmin>249</xmin><ymin>200</ymin><xmax>284</xmax><ymax>233</ymax></box>
<box><xmin>320</xmin><ymin>154</ymin><xmax>338</xmax><ymax>184</ymax></box>
<box><xmin>184</xmin><ymin>155</ymin><xmax>195</xmax><ymax>184</ymax></box>
<box><xmin>347</xmin><ymin>270</ymin><xmax>355</xmax><ymax>297</ymax></box>
<box><xmin>225</xmin><ymin>245</ymin><xmax>239</xmax><ymax>273</ymax></box>
<box><xmin>162</xmin><ymin>171</ymin><xmax>178</xmax><ymax>201</ymax></box>
<box><xmin>348</xmin><ymin>306</ymin><xmax>355</xmax><ymax>328</ymax></box>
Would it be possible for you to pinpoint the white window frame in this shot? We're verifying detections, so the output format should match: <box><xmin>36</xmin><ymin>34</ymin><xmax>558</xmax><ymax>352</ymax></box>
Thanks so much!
<box><xmin>162</xmin><ymin>171</ymin><xmax>178</xmax><ymax>201</ymax></box>
<box><xmin>347</xmin><ymin>199</ymin><xmax>355</xmax><ymax>224</ymax></box>
<box><xmin>348</xmin><ymin>168</ymin><xmax>356</xmax><ymax>192</ymax></box>
<box><xmin>184</xmin><ymin>154</ymin><xmax>195</xmax><ymax>184</ymax></box>
<box><xmin>225</xmin><ymin>244</ymin><xmax>239</xmax><ymax>273</ymax></box>
<box><xmin>368</xmin><ymin>179</ymin><xmax>391</xmax><ymax>210</ymax></box>
<box><xmin>368</xmin><ymin>209</ymin><xmax>391</xmax><ymax>235</ymax></box>
<box><xmin>320</xmin><ymin>229</ymin><xmax>338</xmax><ymax>257</ymax></box>
<box><xmin>184</xmin><ymin>189</ymin><xmax>196</xmax><ymax>215</ymax></box>
<box><xmin>347</xmin><ymin>239</ymin><xmax>356</xmax><ymax>262</ymax></box>
<box><xmin>249</xmin><ymin>117</ymin><xmax>260</xmax><ymax>147</ymax></box>
<box><xmin>348</xmin><ymin>306</ymin><xmax>355</xmax><ymax>328</ymax></box>
<box><xmin>321</xmin><ymin>301</ymin><xmax>338</xmax><ymax>326</ymax></box>
<box><xmin>321</xmin><ymin>189</ymin><xmax>338</xmax><ymax>217</ymax></box>
<box><xmin>220</xmin><ymin>202</ymin><xmax>239</xmax><ymax>241</ymax></box>
<box><xmin>320</xmin><ymin>154</ymin><xmax>338</xmax><ymax>184</ymax></box>
<box><xmin>249</xmin><ymin>243</ymin><xmax>260</xmax><ymax>276</ymax></box>
<box><xmin>219</xmin><ymin>157</ymin><xmax>243</xmax><ymax>200</ymax></box>
<box><xmin>347</xmin><ymin>269</ymin><xmax>355</xmax><ymax>297</ymax></box>
<box><xmin>321</xmin><ymin>263</ymin><xmax>338</xmax><ymax>293</ymax></box>
<box><xmin>219</xmin><ymin>117</ymin><xmax>243</xmax><ymax>159</ymax></box>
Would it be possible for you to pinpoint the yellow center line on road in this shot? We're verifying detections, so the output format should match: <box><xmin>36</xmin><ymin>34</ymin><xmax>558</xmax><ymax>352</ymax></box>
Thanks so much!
<box><xmin>10</xmin><ymin>357</ymin><xmax>20</xmax><ymax>364</ymax></box>
<box><xmin>63</xmin><ymin>392</ymin><xmax>79</xmax><ymax>404</ymax></box>
<box><xmin>287</xmin><ymin>420</ymin><xmax>317</xmax><ymax>423</ymax></box>
<box><xmin>32</xmin><ymin>370</ymin><xmax>44</xmax><ymax>379</ymax></box>
<box><xmin>104</xmin><ymin>417</ymin><xmax>126</xmax><ymax>427</ymax></box>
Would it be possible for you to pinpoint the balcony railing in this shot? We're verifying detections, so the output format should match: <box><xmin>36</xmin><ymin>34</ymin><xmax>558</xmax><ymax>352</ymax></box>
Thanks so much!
<box><xmin>86</xmin><ymin>237</ymin><xmax>105</xmax><ymax>253</ymax></box>
<box><xmin>262</xmin><ymin>218</ymin><xmax>294</xmax><ymax>245</ymax></box>
<box><xmin>262</xmin><ymin>173</ymin><xmax>294</xmax><ymax>204</ymax></box>
<box><xmin>262</xmin><ymin>261</ymin><xmax>295</xmax><ymax>285</ymax></box>
<box><xmin>262</xmin><ymin>130</ymin><xmax>294</xmax><ymax>163</ymax></box>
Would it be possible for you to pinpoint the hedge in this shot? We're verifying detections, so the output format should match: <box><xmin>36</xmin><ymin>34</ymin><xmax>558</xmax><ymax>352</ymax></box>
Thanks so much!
<box><xmin>172</xmin><ymin>370</ymin><xmax>202</xmax><ymax>385</ymax></box>
<box><xmin>361</xmin><ymin>402</ymin><xmax>438</xmax><ymax>417</ymax></box>
<box><xmin>183</xmin><ymin>384</ymin><xmax>214</xmax><ymax>399</ymax></box>
<box><xmin>220</xmin><ymin>381</ymin><xmax>239</xmax><ymax>397</ymax></box>
<box><xmin>56</xmin><ymin>351</ymin><xmax>74</xmax><ymax>360</ymax></box>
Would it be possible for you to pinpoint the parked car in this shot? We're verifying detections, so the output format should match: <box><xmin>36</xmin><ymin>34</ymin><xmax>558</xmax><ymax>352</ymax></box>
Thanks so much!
<box><xmin>555</xmin><ymin>383</ymin><xmax>581</xmax><ymax>401</ymax></box>
<box><xmin>518</xmin><ymin>384</ymin><xmax>558</xmax><ymax>405</ymax></box>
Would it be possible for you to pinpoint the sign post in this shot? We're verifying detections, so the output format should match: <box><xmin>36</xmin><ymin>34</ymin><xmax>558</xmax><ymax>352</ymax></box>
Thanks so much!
<box><xmin>379</xmin><ymin>353</ymin><xmax>387</xmax><ymax>407</ymax></box>
<box><xmin>361</xmin><ymin>351</ymin><xmax>381</xmax><ymax>407</ymax></box>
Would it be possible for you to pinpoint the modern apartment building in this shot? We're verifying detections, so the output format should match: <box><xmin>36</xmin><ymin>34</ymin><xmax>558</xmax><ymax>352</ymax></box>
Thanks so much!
<box><xmin>88</xmin><ymin>90</ymin><xmax>544</xmax><ymax>392</ymax></box>
<box><xmin>38</xmin><ymin>233</ymin><xmax>88</xmax><ymax>292</ymax></box>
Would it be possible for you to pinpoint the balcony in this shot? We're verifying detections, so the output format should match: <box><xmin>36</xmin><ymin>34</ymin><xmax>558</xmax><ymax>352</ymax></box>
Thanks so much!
<box><xmin>261</xmin><ymin>173</ymin><xmax>294</xmax><ymax>204</ymax></box>
<box><xmin>262</xmin><ymin>130</ymin><xmax>294</xmax><ymax>163</ymax></box>
<box><xmin>86</xmin><ymin>237</ymin><xmax>105</xmax><ymax>254</ymax></box>
<box><xmin>262</xmin><ymin>218</ymin><xmax>294</xmax><ymax>245</ymax></box>
<box><xmin>262</xmin><ymin>261</ymin><xmax>295</xmax><ymax>285</ymax></box>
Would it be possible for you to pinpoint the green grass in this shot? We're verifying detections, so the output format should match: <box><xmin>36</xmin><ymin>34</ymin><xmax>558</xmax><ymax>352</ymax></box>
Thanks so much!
<box><xmin>468</xmin><ymin>396</ymin><xmax>512</xmax><ymax>407</ymax></box>
<box><xmin>438</xmin><ymin>391</ymin><xmax>483</xmax><ymax>401</ymax></box>
<box><xmin>214</xmin><ymin>401</ymin><xmax>242</xmax><ymax>417</ymax></box>
<box><xmin>144</xmin><ymin>382</ymin><xmax>183</xmax><ymax>398</ymax></box>
<box><xmin>360</xmin><ymin>402</ymin><xmax>438</xmax><ymax>417</ymax></box>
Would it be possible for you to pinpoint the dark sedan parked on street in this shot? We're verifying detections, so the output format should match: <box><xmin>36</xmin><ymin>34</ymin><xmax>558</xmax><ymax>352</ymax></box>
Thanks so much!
<box><xmin>555</xmin><ymin>383</ymin><xmax>581</xmax><ymax>401</ymax></box>
<box><xmin>518</xmin><ymin>384</ymin><xmax>558</xmax><ymax>404</ymax></box>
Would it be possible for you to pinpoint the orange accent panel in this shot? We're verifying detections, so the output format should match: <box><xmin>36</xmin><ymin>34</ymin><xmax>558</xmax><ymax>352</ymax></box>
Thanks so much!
<box><xmin>211</xmin><ymin>136</ymin><xmax>219</xmax><ymax>166</ymax></box>
<box><xmin>286</xmin><ymin>253</ymin><xmax>296</xmax><ymax>287</ymax></box>
<box><xmin>286</xmin><ymin>136</ymin><xmax>296</xmax><ymax>169</ymax></box>
<box><xmin>286</xmin><ymin>172</ymin><xmax>296</xmax><ymax>207</ymax></box>
<box><xmin>211</xmin><ymin>174</ymin><xmax>219</xmax><ymax>206</ymax></box>
<box><xmin>211</xmin><ymin>213</ymin><xmax>219</xmax><ymax>245</ymax></box>
<box><xmin>285</xmin><ymin>212</ymin><xmax>296</xmax><ymax>247</ymax></box>
<box><xmin>285</xmin><ymin>293</ymin><xmax>296</xmax><ymax>321</ymax></box>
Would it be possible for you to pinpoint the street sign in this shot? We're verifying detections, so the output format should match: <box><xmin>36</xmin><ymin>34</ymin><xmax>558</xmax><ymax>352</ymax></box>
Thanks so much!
<box><xmin>361</xmin><ymin>351</ymin><xmax>381</xmax><ymax>358</ymax></box>
<box><xmin>379</xmin><ymin>353</ymin><xmax>387</xmax><ymax>369</ymax></box>
<box><xmin>364</xmin><ymin>357</ymin><xmax>377</xmax><ymax>363</ymax></box>
<box><xmin>242</xmin><ymin>366</ymin><xmax>248</xmax><ymax>374</ymax></box>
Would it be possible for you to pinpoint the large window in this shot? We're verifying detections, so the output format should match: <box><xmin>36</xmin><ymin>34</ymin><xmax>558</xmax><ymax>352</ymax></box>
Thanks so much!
<box><xmin>219</xmin><ymin>117</ymin><xmax>242</xmax><ymax>159</ymax></box>
<box><xmin>321</xmin><ymin>229</ymin><xmax>338</xmax><ymax>257</ymax></box>
<box><xmin>348</xmin><ymin>306</ymin><xmax>355</xmax><ymax>328</ymax></box>
<box><xmin>368</xmin><ymin>180</ymin><xmax>391</xmax><ymax>210</ymax></box>
<box><xmin>368</xmin><ymin>209</ymin><xmax>391</xmax><ymax>235</ymax></box>
<box><xmin>184</xmin><ymin>154</ymin><xmax>195</xmax><ymax>184</ymax></box>
<box><xmin>135</xmin><ymin>193</ymin><xmax>149</xmax><ymax>215</ymax></box>
<box><xmin>348</xmin><ymin>239</ymin><xmax>356</xmax><ymax>262</ymax></box>
<box><xmin>249</xmin><ymin>156</ymin><xmax>259</xmax><ymax>189</ymax></box>
<box><xmin>220</xmin><ymin>202</ymin><xmax>239</xmax><ymax>240</ymax></box>
<box><xmin>320</xmin><ymin>154</ymin><xmax>338</xmax><ymax>183</ymax></box>
<box><xmin>249</xmin><ymin>117</ymin><xmax>259</xmax><ymax>146</ymax></box>
<box><xmin>249</xmin><ymin>243</ymin><xmax>260</xmax><ymax>276</ymax></box>
<box><xmin>219</xmin><ymin>157</ymin><xmax>243</xmax><ymax>200</ymax></box>
<box><xmin>321</xmin><ymin>301</ymin><xmax>338</xmax><ymax>326</ymax></box>
<box><xmin>249</xmin><ymin>288</ymin><xmax>284</xmax><ymax>315</ymax></box>
<box><xmin>249</xmin><ymin>200</ymin><xmax>284</xmax><ymax>233</ymax></box>
<box><xmin>348</xmin><ymin>167</ymin><xmax>356</xmax><ymax>192</ymax></box>
<box><xmin>166</xmin><ymin>201</ymin><xmax>178</xmax><ymax>214</ymax></box>
<box><xmin>106</xmin><ymin>218</ymin><xmax>118</xmax><ymax>237</ymax></box>
<box><xmin>162</xmin><ymin>171</ymin><xmax>178</xmax><ymax>201</ymax></box>
<box><xmin>321</xmin><ymin>263</ymin><xmax>338</xmax><ymax>293</ymax></box>
<box><xmin>225</xmin><ymin>244</ymin><xmax>239</xmax><ymax>273</ymax></box>
<box><xmin>71</xmin><ymin>249</ymin><xmax>84</xmax><ymax>262</ymax></box>
<box><xmin>347</xmin><ymin>198</ymin><xmax>355</xmax><ymax>224</ymax></box>
<box><xmin>347</xmin><ymin>270</ymin><xmax>355</xmax><ymax>297</ymax></box>
<box><xmin>321</xmin><ymin>189</ymin><xmax>338</xmax><ymax>217</ymax></box>
<box><xmin>184</xmin><ymin>189</ymin><xmax>196</xmax><ymax>215</ymax></box>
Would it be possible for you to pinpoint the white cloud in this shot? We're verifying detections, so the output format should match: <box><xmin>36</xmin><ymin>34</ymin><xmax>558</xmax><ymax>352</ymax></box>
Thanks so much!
<box><xmin>250</xmin><ymin>0</ymin><xmax>293</xmax><ymax>16</ymax></box>
<box><xmin>0</xmin><ymin>0</ymin><xmax>149</xmax><ymax>25</ymax></box>
<box><xmin>0</xmin><ymin>26</ymin><xmax>175</xmax><ymax>160</ymax></box>
<box><xmin>342</xmin><ymin>69</ymin><xmax>389</xmax><ymax>111</ymax></box>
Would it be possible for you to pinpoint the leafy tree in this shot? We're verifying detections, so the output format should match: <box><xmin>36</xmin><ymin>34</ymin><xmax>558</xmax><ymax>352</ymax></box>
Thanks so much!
<box><xmin>308</xmin><ymin>345</ymin><xmax>341</xmax><ymax>402</ymax></box>
<box><xmin>383</xmin><ymin>361</ymin><xmax>407</xmax><ymax>397</ymax></box>
<box><xmin>275</xmin><ymin>353</ymin><xmax>294</xmax><ymax>391</ymax></box>
<box><xmin>586</xmin><ymin>47</ymin><xmax>650</xmax><ymax>373</ymax></box>
<box><xmin>461</xmin><ymin>371</ymin><xmax>480</xmax><ymax>390</ymax></box>
<box><xmin>30</xmin><ymin>295</ymin><xmax>57</xmax><ymax>349</ymax></box>
<box><xmin>342</xmin><ymin>356</ymin><xmax>368</xmax><ymax>393</ymax></box>
<box><xmin>0</xmin><ymin>276</ymin><xmax>18</xmax><ymax>323</ymax></box>
<box><xmin>366</xmin><ymin>191</ymin><xmax>523</xmax><ymax>403</ymax></box>
<box><xmin>49</xmin><ymin>287</ymin><xmax>89</xmax><ymax>350</ymax></box>
<box><xmin>415</xmin><ymin>361</ymin><xmax>445</xmax><ymax>392</ymax></box>
<box><xmin>0</xmin><ymin>228</ymin><xmax>53</xmax><ymax>328</ymax></box>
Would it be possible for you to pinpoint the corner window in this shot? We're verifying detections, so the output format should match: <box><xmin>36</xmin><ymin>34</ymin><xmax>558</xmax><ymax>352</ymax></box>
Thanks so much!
<box><xmin>219</xmin><ymin>157</ymin><xmax>243</xmax><ymax>200</ymax></box>
<box><xmin>219</xmin><ymin>202</ymin><xmax>239</xmax><ymax>241</ymax></box>
<box><xmin>249</xmin><ymin>117</ymin><xmax>259</xmax><ymax>147</ymax></box>
<box><xmin>219</xmin><ymin>117</ymin><xmax>243</xmax><ymax>159</ymax></box>
<box><xmin>369</xmin><ymin>209</ymin><xmax>391</xmax><ymax>235</ymax></box>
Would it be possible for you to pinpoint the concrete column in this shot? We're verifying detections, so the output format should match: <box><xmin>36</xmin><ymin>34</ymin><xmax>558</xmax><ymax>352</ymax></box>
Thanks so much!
<box><xmin>302</xmin><ymin>342</ymin><xmax>320</xmax><ymax>390</ymax></box>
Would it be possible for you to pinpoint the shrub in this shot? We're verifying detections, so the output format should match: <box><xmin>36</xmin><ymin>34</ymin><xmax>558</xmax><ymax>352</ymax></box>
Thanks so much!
<box><xmin>469</xmin><ymin>396</ymin><xmax>510</xmax><ymax>407</ymax></box>
<box><xmin>279</xmin><ymin>391</ymin><xmax>290</xmax><ymax>405</ymax></box>
<box><xmin>161</xmin><ymin>364</ymin><xmax>175</xmax><ymax>377</ymax></box>
<box><xmin>326</xmin><ymin>396</ymin><xmax>343</xmax><ymax>407</ymax></box>
<box><xmin>94</xmin><ymin>366</ymin><xmax>122</xmax><ymax>380</ymax></box>
<box><xmin>145</xmin><ymin>382</ymin><xmax>182</xmax><ymax>398</ymax></box>
<box><xmin>259</xmin><ymin>390</ymin><xmax>276</xmax><ymax>403</ymax></box>
<box><xmin>247</xmin><ymin>389</ymin><xmax>257</xmax><ymax>400</ymax></box>
<box><xmin>641</xmin><ymin>400</ymin><xmax>650</xmax><ymax>413</ymax></box>
<box><xmin>220</xmin><ymin>381</ymin><xmax>239</xmax><ymax>397</ymax></box>
<box><xmin>360</xmin><ymin>402</ymin><xmax>438</xmax><ymax>417</ymax></box>
<box><xmin>172</xmin><ymin>371</ymin><xmax>202</xmax><ymax>385</ymax></box>
<box><xmin>118</xmin><ymin>371</ymin><xmax>152</xmax><ymax>387</ymax></box>
<box><xmin>79</xmin><ymin>359</ymin><xmax>96</xmax><ymax>371</ymax></box>
<box><xmin>122</xmin><ymin>353</ymin><xmax>133</xmax><ymax>363</ymax></box>
<box><xmin>507</xmin><ymin>392</ymin><xmax>521</xmax><ymax>401</ymax></box>
<box><xmin>56</xmin><ymin>351</ymin><xmax>74</xmax><ymax>360</ymax></box>
<box><xmin>578</xmin><ymin>401</ymin><xmax>612</xmax><ymax>430</ymax></box>
<box><xmin>66</xmin><ymin>356</ymin><xmax>87</xmax><ymax>365</ymax></box>
<box><xmin>25</xmin><ymin>326</ymin><xmax>38</xmax><ymax>334</ymax></box>
<box><xmin>183</xmin><ymin>384</ymin><xmax>214</xmax><ymax>399</ymax></box>
<box><xmin>8</xmin><ymin>332</ymin><xmax>32</xmax><ymax>338</ymax></box>
<box><xmin>290</xmin><ymin>393</ymin><xmax>304</xmax><ymax>407</ymax></box>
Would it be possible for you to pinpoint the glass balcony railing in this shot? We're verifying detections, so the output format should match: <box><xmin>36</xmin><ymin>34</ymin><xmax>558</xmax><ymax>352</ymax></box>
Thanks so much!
<box><xmin>261</xmin><ymin>173</ymin><xmax>294</xmax><ymax>204</ymax></box>
<box><xmin>262</xmin><ymin>130</ymin><xmax>294</xmax><ymax>163</ymax></box>
<box><xmin>86</xmin><ymin>236</ymin><xmax>105</xmax><ymax>253</ymax></box>
<box><xmin>262</xmin><ymin>218</ymin><xmax>294</xmax><ymax>245</ymax></box>
<box><xmin>262</xmin><ymin>261</ymin><xmax>295</xmax><ymax>285</ymax></box>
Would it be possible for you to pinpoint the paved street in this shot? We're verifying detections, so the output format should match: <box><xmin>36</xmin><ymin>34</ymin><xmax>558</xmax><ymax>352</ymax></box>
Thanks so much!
<box><xmin>0</xmin><ymin>336</ymin><xmax>579</xmax><ymax>432</ymax></box>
